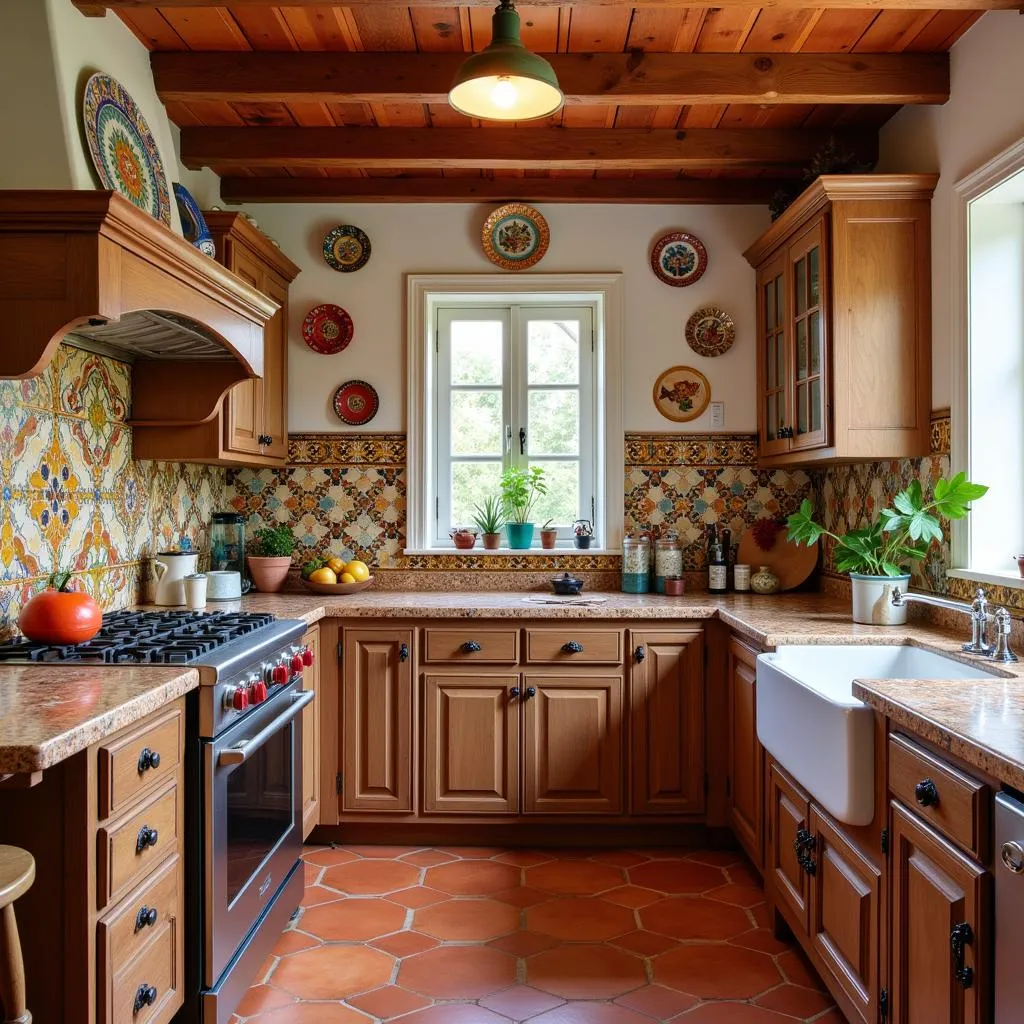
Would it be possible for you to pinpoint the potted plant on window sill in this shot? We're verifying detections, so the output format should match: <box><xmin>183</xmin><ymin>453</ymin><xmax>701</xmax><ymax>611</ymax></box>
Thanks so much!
<box><xmin>786</xmin><ymin>473</ymin><xmax>987</xmax><ymax>625</ymax></box>
<box><xmin>539</xmin><ymin>520</ymin><xmax>559</xmax><ymax>550</ymax></box>
<box><xmin>247</xmin><ymin>525</ymin><xmax>297</xmax><ymax>593</ymax></box>
<box><xmin>472</xmin><ymin>495</ymin><xmax>504</xmax><ymax>551</ymax></box>
<box><xmin>500</xmin><ymin>466</ymin><xmax>547</xmax><ymax>550</ymax></box>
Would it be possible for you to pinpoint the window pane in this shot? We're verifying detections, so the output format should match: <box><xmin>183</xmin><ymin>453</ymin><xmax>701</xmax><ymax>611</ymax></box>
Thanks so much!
<box><xmin>766</xmin><ymin>394</ymin><xmax>777</xmax><ymax>440</ymax></box>
<box><xmin>451</xmin><ymin>391</ymin><xmax>503</xmax><ymax>455</ymax></box>
<box><xmin>530</xmin><ymin>461</ymin><xmax>579</xmax><ymax>527</ymax></box>
<box><xmin>528</xmin><ymin>389</ymin><xmax>579</xmax><ymax>456</ymax></box>
<box><xmin>797</xmin><ymin>384</ymin><xmax>809</xmax><ymax>435</ymax></box>
<box><xmin>776</xmin><ymin>331</ymin><xmax>785</xmax><ymax>389</ymax></box>
<box><xmin>811</xmin><ymin>381</ymin><xmax>822</xmax><ymax>433</ymax></box>
<box><xmin>809</xmin><ymin>311</ymin><xmax>822</xmax><ymax>376</ymax></box>
<box><xmin>765</xmin><ymin>335</ymin><xmax>776</xmax><ymax>389</ymax></box>
<box><xmin>809</xmin><ymin>247</ymin><xmax>820</xmax><ymax>307</ymax></box>
<box><xmin>764</xmin><ymin>281</ymin><xmax>776</xmax><ymax>330</ymax></box>
<box><xmin>796</xmin><ymin>319</ymin><xmax>808</xmax><ymax>381</ymax></box>
<box><xmin>451</xmin><ymin>461</ymin><xmax>502</xmax><ymax>527</ymax></box>
<box><xmin>794</xmin><ymin>257</ymin><xmax>806</xmax><ymax>314</ymax></box>
<box><xmin>450</xmin><ymin>320</ymin><xmax>503</xmax><ymax>385</ymax></box>
<box><xmin>528</xmin><ymin>321</ymin><xmax>579</xmax><ymax>385</ymax></box>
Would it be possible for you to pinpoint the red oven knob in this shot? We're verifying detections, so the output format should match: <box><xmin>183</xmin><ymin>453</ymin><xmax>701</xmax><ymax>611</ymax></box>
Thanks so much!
<box><xmin>272</xmin><ymin>663</ymin><xmax>289</xmax><ymax>685</ymax></box>
<box><xmin>290</xmin><ymin>654</ymin><xmax>305</xmax><ymax>674</ymax></box>
<box><xmin>251</xmin><ymin>680</ymin><xmax>268</xmax><ymax>704</ymax></box>
<box><xmin>302</xmin><ymin>647</ymin><xmax>314</xmax><ymax>667</ymax></box>
<box><xmin>232</xmin><ymin>686</ymin><xmax>249</xmax><ymax>711</ymax></box>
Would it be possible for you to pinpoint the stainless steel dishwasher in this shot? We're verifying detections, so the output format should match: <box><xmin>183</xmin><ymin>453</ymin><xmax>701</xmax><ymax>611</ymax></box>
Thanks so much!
<box><xmin>995</xmin><ymin>792</ymin><xmax>1024</xmax><ymax>1021</ymax></box>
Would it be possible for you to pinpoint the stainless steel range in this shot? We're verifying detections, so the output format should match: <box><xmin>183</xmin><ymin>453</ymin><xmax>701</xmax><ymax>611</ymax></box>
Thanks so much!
<box><xmin>0</xmin><ymin>608</ymin><xmax>315</xmax><ymax>1024</ymax></box>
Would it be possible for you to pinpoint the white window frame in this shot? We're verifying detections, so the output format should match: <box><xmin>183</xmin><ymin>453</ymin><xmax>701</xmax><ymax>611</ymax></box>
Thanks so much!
<box><xmin>407</xmin><ymin>273</ymin><xmax>624</xmax><ymax>553</ymax></box>
<box><xmin>949</xmin><ymin>136</ymin><xmax>1024</xmax><ymax>590</ymax></box>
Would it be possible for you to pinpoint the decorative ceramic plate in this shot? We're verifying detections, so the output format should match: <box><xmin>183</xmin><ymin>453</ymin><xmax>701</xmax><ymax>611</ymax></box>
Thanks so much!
<box><xmin>482</xmin><ymin>203</ymin><xmax>550</xmax><ymax>271</ymax></box>
<box><xmin>685</xmin><ymin>306</ymin><xmax>735</xmax><ymax>358</ymax></box>
<box><xmin>172</xmin><ymin>182</ymin><xmax>215</xmax><ymax>257</ymax></box>
<box><xmin>333</xmin><ymin>380</ymin><xmax>379</xmax><ymax>426</ymax></box>
<box><xmin>83</xmin><ymin>72</ymin><xmax>171</xmax><ymax>227</ymax></box>
<box><xmin>650</xmin><ymin>231</ymin><xmax>708</xmax><ymax>287</ymax></box>
<box><xmin>323</xmin><ymin>225</ymin><xmax>371</xmax><ymax>272</ymax></box>
<box><xmin>653</xmin><ymin>365</ymin><xmax>711</xmax><ymax>422</ymax></box>
<box><xmin>302</xmin><ymin>304</ymin><xmax>354</xmax><ymax>355</ymax></box>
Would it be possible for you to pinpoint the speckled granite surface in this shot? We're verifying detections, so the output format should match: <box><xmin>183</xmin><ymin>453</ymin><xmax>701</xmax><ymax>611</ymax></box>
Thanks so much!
<box><xmin>0</xmin><ymin>665</ymin><xmax>198</xmax><ymax>773</ymax></box>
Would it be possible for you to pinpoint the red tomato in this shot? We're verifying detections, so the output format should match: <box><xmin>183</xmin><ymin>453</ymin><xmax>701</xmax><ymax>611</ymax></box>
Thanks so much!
<box><xmin>19</xmin><ymin>584</ymin><xmax>103</xmax><ymax>645</ymax></box>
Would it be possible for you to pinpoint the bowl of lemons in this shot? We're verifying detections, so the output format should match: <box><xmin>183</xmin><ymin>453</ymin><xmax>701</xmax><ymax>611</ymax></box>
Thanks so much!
<box><xmin>300</xmin><ymin>555</ymin><xmax>374</xmax><ymax>594</ymax></box>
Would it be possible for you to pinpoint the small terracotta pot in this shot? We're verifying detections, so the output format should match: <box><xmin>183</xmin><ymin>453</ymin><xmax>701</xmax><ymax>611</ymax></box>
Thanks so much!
<box><xmin>246</xmin><ymin>555</ymin><xmax>292</xmax><ymax>593</ymax></box>
<box><xmin>482</xmin><ymin>533</ymin><xmax>502</xmax><ymax>550</ymax></box>
<box><xmin>450</xmin><ymin>529</ymin><xmax>477</xmax><ymax>550</ymax></box>
<box><xmin>539</xmin><ymin>529</ymin><xmax>558</xmax><ymax>550</ymax></box>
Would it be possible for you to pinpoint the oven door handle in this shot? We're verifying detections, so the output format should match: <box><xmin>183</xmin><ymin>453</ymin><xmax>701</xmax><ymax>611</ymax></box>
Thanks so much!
<box><xmin>217</xmin><ymin>690</ymin><xmax>315</xmax><ymax>767</ymax></box>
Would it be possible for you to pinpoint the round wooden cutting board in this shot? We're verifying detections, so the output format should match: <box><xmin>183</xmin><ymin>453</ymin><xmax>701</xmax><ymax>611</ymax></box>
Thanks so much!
<box><xmin>736</xmin><ymin>523</ymin><xmax>819</xmax><ymax>591</ymax></box>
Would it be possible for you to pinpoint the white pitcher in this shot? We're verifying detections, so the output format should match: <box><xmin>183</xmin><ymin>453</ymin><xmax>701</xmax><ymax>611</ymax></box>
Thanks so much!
<box><xmin>153</xmin><ymin>552</ymin><xmax>200</xmax><ymax>606</ymax></box>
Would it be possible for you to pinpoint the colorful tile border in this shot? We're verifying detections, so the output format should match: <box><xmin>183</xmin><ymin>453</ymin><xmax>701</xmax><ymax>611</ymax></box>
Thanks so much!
<box><xmin>287</xmin><ymin>433</ymin><xmax>406</xmax><ymax>467</ymax></box>
<box><xmin>625</xmin><ymin>432</ymin><xmax>759</xmax><ymax>467</ymax></box>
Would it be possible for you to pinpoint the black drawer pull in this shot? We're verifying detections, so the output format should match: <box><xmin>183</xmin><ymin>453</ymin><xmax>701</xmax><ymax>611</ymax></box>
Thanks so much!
<box><xmin>951</xmin><ymin>922</ymin><xmax>974</xmax><ymax>988</ymax></box>
<box><xmin>634</xmin><ymin>645</ymin><xmax>645</xmax><ymax>663</ymax></box>
<box><xmin>561</xmin><ymin>640</ymin><xmax>584</xmax><ymax>654</ymax></box>
<box><xmin>137</xmin><ymin>747</ymin><xmax>161</xmax><ymax>773</ymax></box>
<box><xmin>525</xmin><ymin>687</ymin><xmax>537</xmax><ymax>699</ymax></box>
<box><xmin>915</xmin><ymin>778</ymin><xmax>939</xmax><ymax>807</ymax></box>
<box><xmin>136</xmin><ymin>825</ymin><xmax>159</xmax><ymax>853</ymax></box>
<box><xmin>133</xmin><ymin>984</ymin><xmax>158</xmax><ymax>1013</ymax></box>
<box><xmin>134</xmin><ymin>905</ymin><xmax>158</xmax><ymax>932</ymax></box>
<box><xmin>399</xmin><ymin>643</ymin><xmax>409</xmax><ymax>662</ymax></box>
<box><xmin>794</xmin><ymin>827</ymin><xmax>817</xmax><ymax>876</ymax></box>
<box><xmin>462</xmin><ymin>640</ymin><xmax>482</xmax><ymax>653</ymax></box>
<box><xmin>510</xmin><ymin>687</ymin><xmax>521</xmax><ymax>699</ymax></box>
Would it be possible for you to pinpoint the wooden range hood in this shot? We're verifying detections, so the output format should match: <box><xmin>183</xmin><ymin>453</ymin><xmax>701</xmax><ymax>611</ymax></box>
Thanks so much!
<box><xmin>0</xmin><ymin>191</ymin><xmax>278</xmax><ymax>425</ymax></box>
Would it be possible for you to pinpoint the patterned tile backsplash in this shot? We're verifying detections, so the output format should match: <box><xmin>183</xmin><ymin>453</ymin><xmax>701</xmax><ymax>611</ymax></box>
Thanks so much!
<box><xmin>0</xmin><ymin>345</ymin><xmax>225</xmax><ymax>636</ymax></box>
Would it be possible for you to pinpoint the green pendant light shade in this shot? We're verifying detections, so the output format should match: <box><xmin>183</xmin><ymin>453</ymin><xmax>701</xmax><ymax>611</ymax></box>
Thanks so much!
<box><xmin>448</xmin><ymin>0</ymin><xmax>564</xmax><ymax>121</ymax></box>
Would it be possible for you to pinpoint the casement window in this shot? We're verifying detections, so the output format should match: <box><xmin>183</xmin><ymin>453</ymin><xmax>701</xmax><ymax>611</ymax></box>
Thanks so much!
<box><xmin>407</xmin><ymin>275</ymin><xmax>623</xmax><ymax>553</ymax></box>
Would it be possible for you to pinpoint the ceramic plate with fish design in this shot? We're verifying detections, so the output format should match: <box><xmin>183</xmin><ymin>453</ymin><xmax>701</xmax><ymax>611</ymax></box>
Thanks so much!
<box><xmin>302</xmin><ymin>304</ymin><xmax>354</xmax><ymax>354</ymax></box>
<box><xmin>333</xmin><ymin>380</ymin><xmax>379</xmax><ymax>426</ymax></box>
<box><xmin>172</xmin><ymin>182</ymin><xmax>215</xmax><ymax>257</ymax></box>
<box><xmin>685</xmin><ymin>306</ymin><xmax>735</xmax><ymax>358</ymax></box>
<box><xmin>482</xmin><ymin>203</ymin><xmax>549</xmax><ymax>271</ymax></box>
<box><xmin>653</xmin><ymin>365</ymin><xmax>711</xmax><ymax>423</ymax></box>
<box><xmin>323</xmin><ymin>225</ymin><xmax>371</xmax><ymax>272</ymax></box>
<box><xmin>83</xmin><ymin>72</ymin><xmax>171</xmax><ymax>227</ymax></box>
<box><xmin>651</xmin><ymin>231</ymin><xmax>708</xmax><ymax>287</ymax></box>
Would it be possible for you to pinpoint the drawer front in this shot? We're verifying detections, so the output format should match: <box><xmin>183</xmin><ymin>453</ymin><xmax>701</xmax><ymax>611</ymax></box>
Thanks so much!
<box><xmin>98</xmin><ymin>782</ymin><xmax>180</xmax><ymax>909</ymax></box>
<box><xmin>423</xmin><ymin>628</ymin><xmax>519</xmax><ymax>664</ymax></box>
<box><xmin>99</xmin><ymin>855</ymin><xmax>182</xmax><ymax>982</ymax></box>
<box><xmin>889</xmin><ymin>734</ymin><xmax>988</xmax><ymax>860</ymax></box>
<box><xmin>108</xmin><ymin>918</ymin><xmax>182</xmax><ymax>1024</ymax></box>
<box><xmin>99</xmin><ymin>707</ymin><xmax>183</xmax><ymax>820</ymax></box>
<box><xmin>525</xmin><ymin>628</ymin><xmax>623</xmax><ymax>665</ymax></box>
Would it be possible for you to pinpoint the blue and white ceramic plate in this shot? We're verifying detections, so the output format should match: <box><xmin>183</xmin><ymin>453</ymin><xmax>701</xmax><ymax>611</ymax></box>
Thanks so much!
<box><xmin>172</xmin><ymin>182</ymin><xmax>215</xmax><ymax>257</ymax></box>
<box><xmin>650</xmin><ymin>231</ymin><xmax>708</xmax><ymax>287</ymax></box>
<box><xmin>82</xmin><ymin>72</ymin><xmax>171</xmax><ymax>227</ymax></box>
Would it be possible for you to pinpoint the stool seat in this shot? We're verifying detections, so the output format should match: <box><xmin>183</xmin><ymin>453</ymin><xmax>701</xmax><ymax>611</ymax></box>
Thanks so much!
<box><xmin>0</xmin><ymin>849</ymin><xmax>33</xmax><ymax>910</ymax></box>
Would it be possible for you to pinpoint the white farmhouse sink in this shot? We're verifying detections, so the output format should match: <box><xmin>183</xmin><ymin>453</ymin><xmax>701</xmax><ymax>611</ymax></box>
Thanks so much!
<box><xmin>756</xmin><ymin>645</ymin><xmax>999</xmax><ymax>826</ymax></box>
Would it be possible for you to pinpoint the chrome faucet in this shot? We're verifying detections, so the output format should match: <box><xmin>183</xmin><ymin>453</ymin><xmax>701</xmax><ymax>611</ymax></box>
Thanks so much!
<box><xmin>891</xmin><ymin>587</ymin><xmax>1017</xmax><ymax>662</ymax></box>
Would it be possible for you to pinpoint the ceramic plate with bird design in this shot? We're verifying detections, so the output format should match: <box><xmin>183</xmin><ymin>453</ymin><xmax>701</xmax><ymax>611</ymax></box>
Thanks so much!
<box><xmin>650</xmin><ymin>231</ymin><xmax>708</xmax><ymax>287</ymax></box>
<box><xmin>482</xmin><ymin>203</ymin><xmax>550</xmax><ymax>271</ymax></box>
<box><xmin>653</xmin><ymin>365</ymin><xmax>711</xmax><ymax>422</ymax></box>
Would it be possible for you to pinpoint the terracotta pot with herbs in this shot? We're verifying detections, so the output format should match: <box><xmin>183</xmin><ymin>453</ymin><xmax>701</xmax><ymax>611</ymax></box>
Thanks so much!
<box><xmin>247</xmin><ymin>525</ymin><xmax>297</xmax><ymax>593</ymax></box>
<box><xmin>472</xmin><ymin>495</ymin><xmax>504</xmax><ymax>550</ymax></box>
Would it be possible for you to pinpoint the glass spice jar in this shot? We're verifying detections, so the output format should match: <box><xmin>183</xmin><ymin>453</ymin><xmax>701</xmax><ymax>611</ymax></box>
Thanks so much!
<box><xmin>654</xmin><ymin>531</ymin><xmax>683</xmax><ymax>594</ymax></box>
<box><xmin>622</xmin><ymin>533</ymin><xmax>651</xmax><ymax>593</ymax></box>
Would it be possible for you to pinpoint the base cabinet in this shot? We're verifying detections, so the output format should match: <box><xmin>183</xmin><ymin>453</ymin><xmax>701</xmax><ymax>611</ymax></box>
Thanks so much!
<box><xmin>727</xmin><ymin>636</ymin><xmax>762</xmax><ymax>869</ymax></box>
<box><xmin>768</xmin><ymin>759</ymin><xmax>812</xmax><ymax>934</ymax></box>
<box><xmin>301</xmin><ymin>625</ymin><xmax>321</xmax><ymax>838</ymax></box>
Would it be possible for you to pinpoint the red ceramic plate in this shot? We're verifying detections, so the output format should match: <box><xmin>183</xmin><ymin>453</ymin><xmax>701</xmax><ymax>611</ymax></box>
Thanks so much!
<box><xmin>302</xmin><ymin>303</ymin><xmax>353</xmax><ymax>354</ymax></box>
<box><xmin>332</xmin><ymin>380</ymin><xmax>379</xmax><ymax>426</ymax></box>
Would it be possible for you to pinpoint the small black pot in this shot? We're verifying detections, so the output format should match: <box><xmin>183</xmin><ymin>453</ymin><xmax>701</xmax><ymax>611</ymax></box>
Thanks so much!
<box><xmin>551</xmin><ymin>572</ymin><xmax>585</xmax><ymax>595</ymax></box>
<box><xmin>573</xmin><ymin>536</ymin><xmax>593</xmax><ymax>549</ymax></box>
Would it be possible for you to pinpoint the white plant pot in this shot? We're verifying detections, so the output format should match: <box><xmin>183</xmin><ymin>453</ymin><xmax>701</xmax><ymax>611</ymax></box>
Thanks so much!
<box><xmin>850</xmin><ymin>573</ymin><xmax>911</xmax><ymax>625</ymax></box>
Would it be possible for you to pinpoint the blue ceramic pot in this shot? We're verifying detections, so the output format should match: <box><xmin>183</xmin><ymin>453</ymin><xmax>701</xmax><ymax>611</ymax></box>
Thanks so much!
<box><xmin>505</xmin><ymin>523</ymin><xmax>535</xmax><ymax>550</ymax></box>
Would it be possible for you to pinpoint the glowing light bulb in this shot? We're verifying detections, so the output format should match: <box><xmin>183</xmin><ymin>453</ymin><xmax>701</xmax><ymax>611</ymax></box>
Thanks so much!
<box><xmin>491</xmin><ymin>77</ymin><xmax>519</xmax><ymax>111</ymax></box>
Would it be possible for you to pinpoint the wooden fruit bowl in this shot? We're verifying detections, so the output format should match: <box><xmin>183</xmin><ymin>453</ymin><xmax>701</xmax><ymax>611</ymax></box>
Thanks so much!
<box><xmin>301</xmin><ymin>576</ymin><xmax>375</xmax><ymax>595</ymax></box>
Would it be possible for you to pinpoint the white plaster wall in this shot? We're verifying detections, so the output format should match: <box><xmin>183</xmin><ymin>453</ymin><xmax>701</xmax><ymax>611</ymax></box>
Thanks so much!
<box><xmin>878</xmin><ymin>10</ymin><xmax>1024</xmax><ymax>410</ymax></box>
<box><xmin>240</xmin><ymin>202</ymin><xmax>769</xmax><ymax>434</ymax></box>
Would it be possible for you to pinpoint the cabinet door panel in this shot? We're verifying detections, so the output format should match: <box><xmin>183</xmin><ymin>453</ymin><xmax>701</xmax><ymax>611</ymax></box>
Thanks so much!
<box><xmin>523</xmin><ymin>674</ymin><xmax>623</xmax><ymax>815</ymax></box>
<box><xmin>631</xmin><ymin>631</ymin><xmax>704</xmax><ymax>815</ymax></box>
<box><xmin>301</xmin><ymin>625</ymin><xmax>321</xmax><ymax>838</ymax></box>
<box><xmin>423</xmin><ymin>675</ymin><xmax>520</xmax><ymax>814</ymax></box>
<box><xmin>727</xmin><ymin>637</ymin><xmax>762</xmax><ymax>869</ymax></box>
<box><xmin>768</xmin><ymin>760</ymin><xmax>811</xmax><ymax>935</ymax></box>
<box><xmin>756</xmin><ymin>250</ymin><xmax>792</xmax><ymax>457</ymax></box>
<box><xmin>259</xmin><ymin>271</ymin><xmax>289</xmax><ymax>460</ymax></box>
<box><xmin>809</xmin><ymin>807</ymin><xmax>879</xmax><ymax>1024</ymax></box>
<box><xmin>890</xmin><ymin>800</ymin><xmax>989</xmax><ymax>1024</ymax></box>
<box><xmin>222</xmin><ymin>243</ymin><xmax>265</xmax><ymax>457</ymax></box>
<box><xmin>342</xmin><ymin>629</ymin><xmax>414</xmax><ymax>813</ymax></box>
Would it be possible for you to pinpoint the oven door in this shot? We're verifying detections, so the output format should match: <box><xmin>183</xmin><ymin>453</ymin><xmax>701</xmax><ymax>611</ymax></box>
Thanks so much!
<box><xmin>203</xmin><ymin>678</ymin><xmax>313</xmax><ymax>987</ymax></box>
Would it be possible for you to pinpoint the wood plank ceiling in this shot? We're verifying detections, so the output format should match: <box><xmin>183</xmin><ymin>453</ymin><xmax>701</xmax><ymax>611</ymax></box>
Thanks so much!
<box><xmin>97</xmin><ymin>2</ymin><xmax>987</xmax><ymax>202</ymax></box>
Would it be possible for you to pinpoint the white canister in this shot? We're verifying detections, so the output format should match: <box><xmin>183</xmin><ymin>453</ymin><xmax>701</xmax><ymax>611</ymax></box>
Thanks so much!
<box><xmin>206</xmin><ymin>570</ymin><xmax>243</xmax><ymax>601</ymax></box>
<box><xmin>734</xmin><ymin>564</ymin><xmax>752</xmax><ymax>591</ymax></box>
<box><xmin>184</xmin><ymin>573</ymin><xmax>208</xmax><ymax>610</ymax></box>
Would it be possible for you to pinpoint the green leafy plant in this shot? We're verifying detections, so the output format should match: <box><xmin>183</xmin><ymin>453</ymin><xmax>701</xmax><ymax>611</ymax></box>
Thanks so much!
<box><xmin>787</xmin><ymin>473</ymin><xmax>988</xmax><ymax>577</ymax></box>
<box><xmin>250</xmin><ymin>525</ymin><xmax>297</xmax><ymax>559</ymax></box>
<box><xmin>499</xmin><ymin>465</ymin><xmax>548</xmax><ymax>525</ymax></box>
<box><xmin>472</xmin><ymin>495</ymin><xmax>504</xmax><ymax>535</ymax></box>
<box><xmin>541</xmin><ymin>519</ymin><xmax>556</xmax><ymax>531</ymax></box>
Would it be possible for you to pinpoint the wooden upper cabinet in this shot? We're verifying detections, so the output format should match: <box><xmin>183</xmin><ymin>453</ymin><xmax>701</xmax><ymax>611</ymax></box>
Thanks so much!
<box><xmin>744</xmin><ymin>174</ymin><xmax>937</xmax><ymax>467</ymax></box>
<box><xmin>889</xmin><ymin>800</ymin><xmax>990</xmax><ymax>1024</ymax></box>
<box><xmin>727</xmin><ymin>637</ymin><xmax>762</xmax><ymax>870</ymax></box>
<box><xmin>342</xmin><ymin>629</ymin><xmax>414</xmax><ymax>814</ymax></box>
<box><xmin>630</xmin><ymin>631</ymin><xmax>704</xmax><ymax>816</ymax></box>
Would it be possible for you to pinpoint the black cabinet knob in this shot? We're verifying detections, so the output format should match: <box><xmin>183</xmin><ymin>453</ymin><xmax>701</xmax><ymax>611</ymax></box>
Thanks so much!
<box><xmin>510</xmin><ymin>687</ymin><xmax>521</xmax><ymax>699</ymax></box>
<box><xmin>562</xmin><ymin>640</ymin><xmax>584</xmax><ymax>654</ymax></box>
<box><xmin>525</xmin><ymin>686</ymin><xmax>537</xmax><ymax>699</ymax></box>
<box><xmin>133</xmin><ymin>983</ymin><xmax>158</xmax><ymax>1013</ymax></box>
<box><xmin>135</xmin><ymin>826</ymin><xmax>159</xmax><ymax>853</ymax></box>
<box><xmin>135</xmin><ymin>905</ymin><xmax>158</xmax><ymax>932</ymax></box>
<box><xmin>462</xmin><ymin>640</ymin><xmax>482</xmax><ymax>653</ymax></box>
<box><xmin>915</xmin><ymin>778</ymin><xmax>939</xmax><ymax>807</ymax></box>
<box><xmin>137</xmin><ymin>747</ymin><xmax>161</xmax><ymax>773</ymax></box>
<box><xmin>634</xmin><ymin>645</ymin><xmax>646</xmax><ymax>663</ymax></box>
<box><xmin>399</xmin><ymin>643</ymin><xmax>409</xmax><ymax>662</ymax></box>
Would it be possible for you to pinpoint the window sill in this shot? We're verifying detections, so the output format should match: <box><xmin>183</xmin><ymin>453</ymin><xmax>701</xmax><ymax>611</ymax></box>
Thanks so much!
<box><xmin>403</xmin><ymin>548</ymin><xmax>622</xmax><ymax>557</ymax></box>
<box><xmin>947</xmin><ymin>568</ymin><xmax>1024</xmax><ymax>591</ymax></box>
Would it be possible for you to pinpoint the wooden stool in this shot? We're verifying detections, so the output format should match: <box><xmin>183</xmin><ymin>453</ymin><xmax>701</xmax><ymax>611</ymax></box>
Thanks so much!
<box><xmin>0</xmin><ymin>847</ymin><xmax>34</xmax><ymax>1024</ymax></box>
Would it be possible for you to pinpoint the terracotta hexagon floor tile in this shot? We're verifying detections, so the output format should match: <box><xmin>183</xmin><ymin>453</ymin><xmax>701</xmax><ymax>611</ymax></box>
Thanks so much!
<box><xmin>627</xmin><ymin>860</ymin><xmax>726</xmax><ymax>895</ymax></box>
<box><xmin>302</xmin><ymin>846</ymin><xmax>361</xmax><ymax>868</ymax></box>
<box><xmin>258</xmin><ymin>1005</ymin><xmax>373</xmax><ymax>1023</ymax></box>
<box><xmin>495</xmin><ymin>849</ymin><xmax>557</xmax><ymax>867</ymax></box>
<box><xmin>755</xmin><ymin>982</ymin><xmax>836</xmax><ymax>1017</ymax></box>
<box><xmin>401</xmin><ymin>850</ymin><xmax>459</xmax><ymax>867</ymax></box>
<box><xmin>590</xmin><ymin>851</ymin><xmax>651</xmax><ymax>868</ymax></box>
<box><xmin>493</xmin><ymin>885</ymin><xmax>552</xmax><ymax>908</ymax></box>
<box><xmin>414</xmin><ymin>898</ymin><xmax>519</xmax><ymax>941</ymax></box>
<box><xmin>614</xmin><ymin>982</ymin><xmax>699</xmax><ymax>1019</ymax></box>
<box><xmin>706</xmin><ymin>882</ymin><xmax>767</xmax><ymax>908</ymax></box>
<box><xmin>778</xmin><ymin>949</ymin><xmax>830</xmax><ymax>991</ymax></box>
<box><xmin>480</xmin><ymin>984</ymin><xmax>566</xmax><ymax>1018</ymax></box>
<box><xmin>398</xmin><ymin>945</ymin><xmax>517</xmax><ymax>998</ymax></box>
<box><xmin>437</xmin><ymin>846</ymin><xmax>509</xmax><ymax>858</ymax></box>
<box><xmin>425</xmin><ymin>860</ymin><xmax>521</xmax><ymax>896</ymax></box>
<box><xmin>685</xmin><ymin>849</ymin><xmax>744</xmax><ymax>867</ymax></box>
<box><xmin>528</xmin><ymin>944</ymin><xmax>647</xmax><ymax>999</ymax></box>
<box><xmin>529</xmin><ymin>1002</ymin><xmax>653</xmax><ymax>1024</ymax></box>
<box><xmin>654</xmin><ymin>943</ymin><xmax>783</xmax><ymax>1000</ymax></box>
<box><xmin>300</xmin><ymin>897</ymin><xmax>407</xmax><ymax>941</ymax></box>
<box><xmin>387</xmin><ymin>885</ymin><xmax>448</xmax><ymax>909</ymax></box>
<box><xmin>300</xmin><ymin>885</ymin><xmax>344</xmax><ymax>908</ymax></box>
<box><xmin>527</xmin><ymin>860</ymin><xmax>626</xmax><ymax>895</ymax></box>
<box><xmin>233</xmin><ymin>984</ymin><xmax>294</xmax><ymax>1016</ymax></box>
<box><xmin>610</xmin><ymin>929</ymin><xmax>678</xmax><ymax>957</ymax></box>
<box><xmin>322</xmin><ymin>860</ymin><xmax>421</xmax><ymax>895</ymax></box>
<box><xmin>640</xmin><ymin>896</ymin><xmax>753</xmax><ymax>940</ymax></box>
<box><xmin>344</xmin><ymin>845</ymin><xmax>425</xmax><ymax>859</ymax></box>
<box><xmin>271</xmin><ymin>930</ymin><xmax>321</xmax><ymax>956</ymax></box>
<box><xmin>671</xmin><ymin>1002</ymin><xmax>794</xmax><ymax>1023</ymax></box>
<box><xmin>370</xmin><ymin>930</ymin><xmax>439</xmax><ymax>958</ymax></box>
<box><xmin>392</xmin><ymin>1005</ymin><xmax>513</xmax><ymax>1024</ymax></box>
<box><xmin>727</xmin><ymin>861</ymin><xmax>762</xmax><ymax>887</ymax></box>
<box><xmin>526</xmin><ymin>897</ymin><xmax>636</xmax><ymax>941</ymax></box>
<box><xmin>347</xmin><ymin>984</ymin><xmax>432</xmax><ymax>1019</ymax></box>
<box><xmin>302</xmin><ymin>862</ymin><xmax>323</xmax><ymax>887</ymax></box>
<box><xmin>272</xmin><ymin>945</ymin><xmax>395</xmax><ymax>1000</ymax></box>
<box><xmin>488</xmin><ymin>929</ymin><xmax>558</xmax><ymax>957</ymax></box>
<box><xmin>601</xmin><ymin>886</ymin><xmax>662</xmax><ymax>909</ymax></box>
<box><xmin>730</xmin><ymin>927</ymin><xmax>793</xmax><ymax>956</ymax></box>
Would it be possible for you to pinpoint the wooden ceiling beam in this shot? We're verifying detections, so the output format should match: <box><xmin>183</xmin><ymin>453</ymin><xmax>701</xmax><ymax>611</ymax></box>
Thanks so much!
<box><xmin>180</xmin><ymin>126</ymin><xmax>878</xmax><ymax>172</ymax></box>
<box><xmin>152</xmin><ymin>51</ymin><xmax>949</xmax><ymax>107</ymax></box>
<box><xmin>220</xmin><ymin>176</ymin><xmax>784</xmax><ymax>204</ymax></box>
